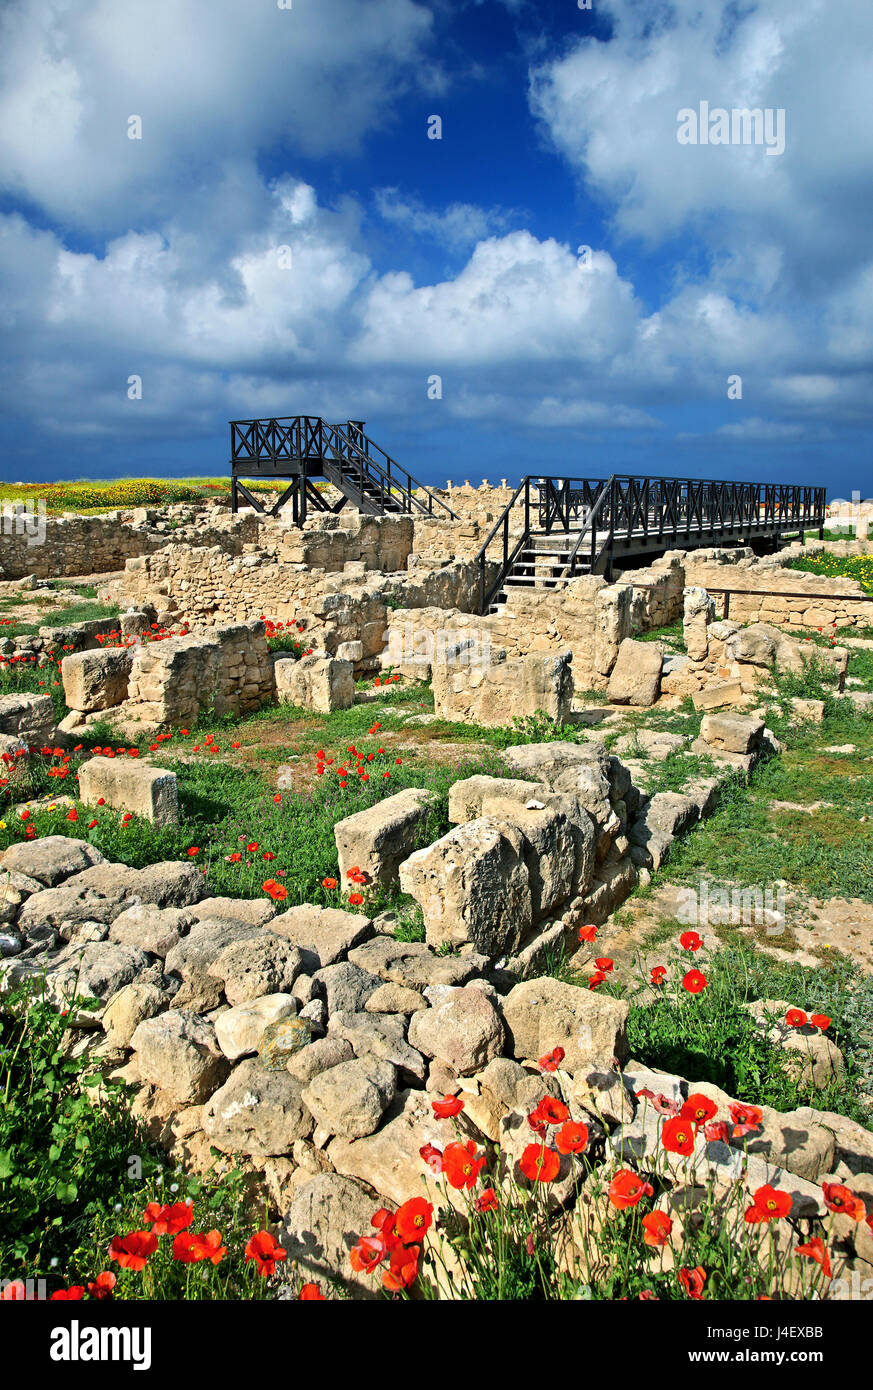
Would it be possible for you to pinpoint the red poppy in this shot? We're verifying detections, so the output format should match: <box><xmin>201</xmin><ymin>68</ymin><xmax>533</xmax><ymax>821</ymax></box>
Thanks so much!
<box><xmin>682</xmin><ymin>969</ymin><xmax>707</xmax><ymax>994</ymax></box>
<box><xmin>637</xmin><ymin>1089</ymin><xmax>679</xmax><ymax>1116</ymax></box>
<box><xmin>172</xmin><ymin>1230</ymin><xmax>227</xmax><ymax>1265</ymax></box>
<box><xmin>108</xmin><ymin>1231</ymin><xmax>159</xmax><ymax>1271</ymax></box>
<box><xmin>608</xmin><ymin>1170</ymin><xmax>654</xmax><ymax>1210</ymax></box>
<box><xmin>822</xmin><ymin>1183</ymin><xmax>866</xmax><ymax>1221</ymax></box>
<box><xmin>744</xmin><ymin>1184</ymin><xmax>792</xmax><ymax>1224</ymax></box>
<box><xmin>247</xmin><ymin>841</ymin><xmax>259</xmax><ymax>852</ymax></box>
<box><xmin>578</xmin><ymin>924</ymin><xmax>598</xmax><ymax>943</ymax></box>
<box><xmin>87</xmin><ymin>1271</ymin><xmax>116</xmax><ymax>1299</ymax></box>
<box><xmin>679</xmin><ymin>930</ymin><xmax>702</xmax><ymax>951</ymax></box>
<box><xmin>641</xmin><ymin>1211</ymin><xmax>673</xmax><ymax>1247</ymax></box>
<box><xmin>187</xmin><ymin>847</ymin><xmax>200</xmax><ymax>857</ymax></box>
<box><xmin>475</xmin><ymin>1187</ymin><xmax>499</xmax><ymax>1213</ymax></box>
<box><xmin>350</xmin><ymin>1234</ymin><xmax>387</xmax><ymax>1273</ymax></box>
<box><xmin>322</xmin><ymin>877</ymin><xmax>338</xmax><ymax>890</ymax></box>
<box><xmin>538</xmin><ymin>1046</ymin><xmax>565</xmax><ymax>1072</ymax></box>
<box><xmin>650</xmin><ymin>965</ymin><xmax>667</xmax><ymax>985</ymax></box>
<box><xmin>678</xmin><ymin>1266</ymin><xmax>707</xmax><ymax>1300</ymax></box>
<box><xmin>528</xmin><ymin>1096</ymin><xmax>569</xmax><ymax>1128</ymax></box>
<box><xmin>419</xmin><ymin>1143</ymin><xmax>443</xmax><ymax>1174</ymax></box>
<box><xmin>51</xmin><ymin>1286</ymin><xmax>85</xmax><ymax>1300</ymax></box>
<box><xmin>142</xmin><ymin>1201</ymin><xmax>193</xmax><ymax>1235</ymax></box>
<box><xmin>228</xmin><ymin>851</ymin><xmax>242</xmax><ymax>863</ymax></box>
<box><xmin>299</xmin><ymin>1283</ymin><xmax>326</xmax><ymax>1300</ymax></box>
<box><xmin>519</xmin><ymin>1143</ymin><xmax>561</xmax><ymax>1184</ymax></box>
<box><xmin>729</xmin><ymin>1102</ymin><xmax>763</xmax><ymax>1137</ymax></box>
<box><xmin>274</xmin><ymin>794</ymin><xmax>282</xmax><ymax>804</ymax></box>
<box><xmin>431</xmin><ymin>1094</ymin><xmax>464</xmax><ymax>1119</ymax></box>
<box><xmin>244</xmin><ymin>1230</ymin><xmax>287</xmax><ymax>1276</ymax></box>
<box><xmin>555</xmin><ymin>1120</ymin><xmax>588</xmax><ymax>1155</ymax></box>
<box><xmin>66</xmin><ymin>808</ymin><xmax>78</xmax><ymax>822</ymax></box>
<box><xmin>348</xmin><ymin>892</ymin><xmax>364</xmax><ymax>907</ymax></box>
<box><xmin>382</xmin><ymin>1243</ymin><xmax>420</xmax><ymax>1292</ymax></box>
<box><xmin>704</xmin><ymin>1120</ymin><xmax>732</xmax><ymax>1144</ymax></box>
<box><xmin>442</xmin><ymin>1140</ymin><xmax>486</xmax><ymax>1190</ymax></box>
<box><xmin>795</xmin><ymin>1237</ymin><xmax>832</xmax><ymax>1279</ymax></box>
<box><xmin>785</xmin><ymin>1008</ymin><xmax>808</xmax><ymax>1028</ymax></box>
<box><xmin>661</xmin><ymin>1116</ymin><xmax>696</xmax><ymax>1155</ymax></box>
<box><xmin>588</xmin><ymin>972</ymin><xmax>606</xmax><ymax>990</ymax></box>
<box><xmin>810</xmin><ymin>1013</ymin><xmax>831</xmax><ymax>1031</ymax></box>
<box><xmin>394</xmin><ymin>1197</ymin><xmax>433</xmax><ymax>1245</ymax></box>
<box><xmin>594</xmin><ymin>956</ymin><xmax>614</xmax><ymax>973</ymax></box>
<box><xmin>681</xmin><ymin>1093</ymin><xmax>718</xmax><ymax>1125</ymax></box>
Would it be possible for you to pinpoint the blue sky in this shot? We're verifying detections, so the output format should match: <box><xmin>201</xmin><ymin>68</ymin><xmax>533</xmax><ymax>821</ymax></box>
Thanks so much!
<box><xmin>0</xmin><ymin>0</ymin><xmax>871</xmax><ymax>500</ymax></box>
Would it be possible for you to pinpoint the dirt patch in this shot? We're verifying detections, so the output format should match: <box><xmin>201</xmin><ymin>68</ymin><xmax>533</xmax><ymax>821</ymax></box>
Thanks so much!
<box><xmin>586</xmin><ymin>875</ymin><xmax>873</xmax><ymax>979</ymax></box>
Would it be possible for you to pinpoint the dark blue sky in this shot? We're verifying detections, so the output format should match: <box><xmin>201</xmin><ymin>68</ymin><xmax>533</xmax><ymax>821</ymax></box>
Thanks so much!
<box><xmin>0</xmin><ymin>0</ymin><xmax>870</xmax><ymax>500</ymax></box>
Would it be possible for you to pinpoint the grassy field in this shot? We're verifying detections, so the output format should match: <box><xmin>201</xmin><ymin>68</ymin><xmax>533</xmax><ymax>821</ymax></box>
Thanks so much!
<box><xmin>787</xmin><ymin>550</ymin><xmax>873</xmax><ymax>596</ymax></box>
<box><xmin>0</xmin><ymin>477</ymin><xmax>281</xmax><ymax>515</ymax></box>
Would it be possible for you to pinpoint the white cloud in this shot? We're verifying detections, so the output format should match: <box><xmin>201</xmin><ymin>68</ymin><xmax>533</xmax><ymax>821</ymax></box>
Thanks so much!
<box><xmin>374</xmin><ymin>189</ymin><xmax>519</xmax><ymax>249</ymax></box>
<box><xmin>530</xmin><ymin>0</ymin><xmax>873</xmax><ymax>295</ymax></box>
<box><xmin>355</xmin><ymin>232</ymin><xmax>640</xmax><ymax>364</ymax></box>
<box><xmin>0</xmin><ymin>0</ymin><xmax>435</xmax><ymax>231</ymax></box>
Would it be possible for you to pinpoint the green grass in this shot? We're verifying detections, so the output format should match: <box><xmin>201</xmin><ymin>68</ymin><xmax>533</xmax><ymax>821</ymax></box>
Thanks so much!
<box><xmin>0</xmin><ymin>477</ymin><xmax>280</xmax><ymax>516</ymax></box>
<box><xmin>0</xmin><ymin>988</ymin><xmax>279</xmax><ymax>1297</ymax></box>
<box><xmin>786</xmin><ymin>551</ymin><xmax>873</xmax><ymax>597</ymax></box>
<box><xmin>637</xmin><ymin>619</ymin><xmax>686</xmax><ymax>651</ymax></box>
<box><xmin>1</xmin><ymin>599</ymin><xmax>118</xmax><ymax>640</ymax></box>
<box><xmin>614</xmin><ymin>941</ymin><xmax>873</xmax><ymax>1124</ymax></box>
<box><xmin>0</xmin><ymin>729</ymin><xmax>509</xmax><ymax>913</ymax></box>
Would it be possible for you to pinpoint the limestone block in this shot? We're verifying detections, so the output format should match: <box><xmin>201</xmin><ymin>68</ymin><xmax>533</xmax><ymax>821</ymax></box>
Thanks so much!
<box><xmin>275</xmin><ymin>654</ymin><xmax>354</xmax><ymax>713</ymax></box>
<box><xmin>606</xmin><ymin>638</ymin><xmax>662</xmax><ymax>706</ymax></box>
<box><xmin>78</xmin><ymin>756</ymin><xmax>179</xmax><ymax>827</ymax></box>
<box><xmin>699</xmin><ymin>713</ymin><xmax>764</xmax><ymax>754</ymax></box>
<box><xmin>399</xmin><ymin>816</ymin><xmax>533</xmax><ymax>955</ymax></box>
<box><xmin>0</xmin><ymin>692</ymin><xmax>56</xmax><ymax>745</ymax></box>
<box><xmin>334</xmin><ymin>788</ymin><xmax>436</xmax><ymax>890</ymax></box>
<box><xmin>691</xmin><ymin>679</ymin><xmax>744</xmax><ymax>711</ymax></box>
<box><xmin>62</xmin><ymin>649</ymin><xmax>132</xmax><ymax>712</ymax></box>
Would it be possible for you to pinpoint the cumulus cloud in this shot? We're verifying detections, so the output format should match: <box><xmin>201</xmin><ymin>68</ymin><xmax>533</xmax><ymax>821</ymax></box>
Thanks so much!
<box><xmin>0</xmin><ymin>0</ymin><xmax>435</xmax><ymax>231</ymax></box>
<box><xmin>529</xmin><ymin>0</ymin><xmax>873</xmax><ymax>298</ymax></box>
<box><xmin>0</xmin><ymin>0</ymin><xmax>871</xmax><ymax>479</ymax></box>
<box><xmin>373</xmin><ymin>189</ymin><xmax>520</xmax><ymax>249</ymax></box>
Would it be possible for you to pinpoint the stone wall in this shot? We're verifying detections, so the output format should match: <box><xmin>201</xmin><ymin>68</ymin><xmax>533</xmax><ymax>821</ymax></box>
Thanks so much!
<box><xmin>0</xmin><ymin>505</ymin><xmax>263</xmax><ymax>581</ymax></box>
<box><xmin>59</xmin><ymin>620</ymin><xmax>275</xmax><ymax>731</ymax></box>
<box><xmin>431</xmin><ymin>650</ymin><xmax>574</xmax><ymax>727</ymax></box>
<box><xmin>384</xmin><ymin>574</ymin><xmax>633</xmax><ymax>691</ymax></box>
<box><xmin>659</xmin><ymin>587</ymin><xmax>850</xmax><ymax>704</ymax></box>
<box><xmin>683</xmin><ymin>556</ymin><xmax>871</xmax><ymax>628</ymax></box>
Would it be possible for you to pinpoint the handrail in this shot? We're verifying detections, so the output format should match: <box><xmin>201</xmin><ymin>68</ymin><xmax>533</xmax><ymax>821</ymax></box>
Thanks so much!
<box><xmin>331</xmin><ymin>422</ymin><xmax>457</xmax><ymax>519</ymax></box>
<box><xmin>473</xmin><ymin>472</ymin><xmax>827</xmax><ymax>614</ymax></box>
<box><xmin>475</xmin><ymin>475</ymin><xmax>531</xmax><ymax>614</ymax></box>
<box><xmin>561</xmin><ymin>477</ymin><xmax>615</xmax><ymax>578</ymax></box>
<box><xmin>228</xmin><ymin>414</ymin><xmax>457</xmax><ymax>520</ymax></box>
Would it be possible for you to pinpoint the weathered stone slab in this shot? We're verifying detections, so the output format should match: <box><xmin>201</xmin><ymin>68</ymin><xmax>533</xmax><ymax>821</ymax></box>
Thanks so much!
<box><xmin>334</xmin><ymin>788</ymin><xmax>435</xmax><ymax>889</ymax></box>
<box><xmin>78</xmin><ymin>756</ymin><xmax>179</xmax><ymax>827</ymax></box>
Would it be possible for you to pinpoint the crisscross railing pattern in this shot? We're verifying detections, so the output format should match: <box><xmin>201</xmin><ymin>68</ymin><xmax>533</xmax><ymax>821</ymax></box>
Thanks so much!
<box><xmin>475</xmin><ymin>473</ymin><xmax>826</xmax><ymax>613</ymax></box>
<box><xmin>229</xmin><ymin>415</ymin><xmax>456</xmax><ymax>519</ymax></box>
